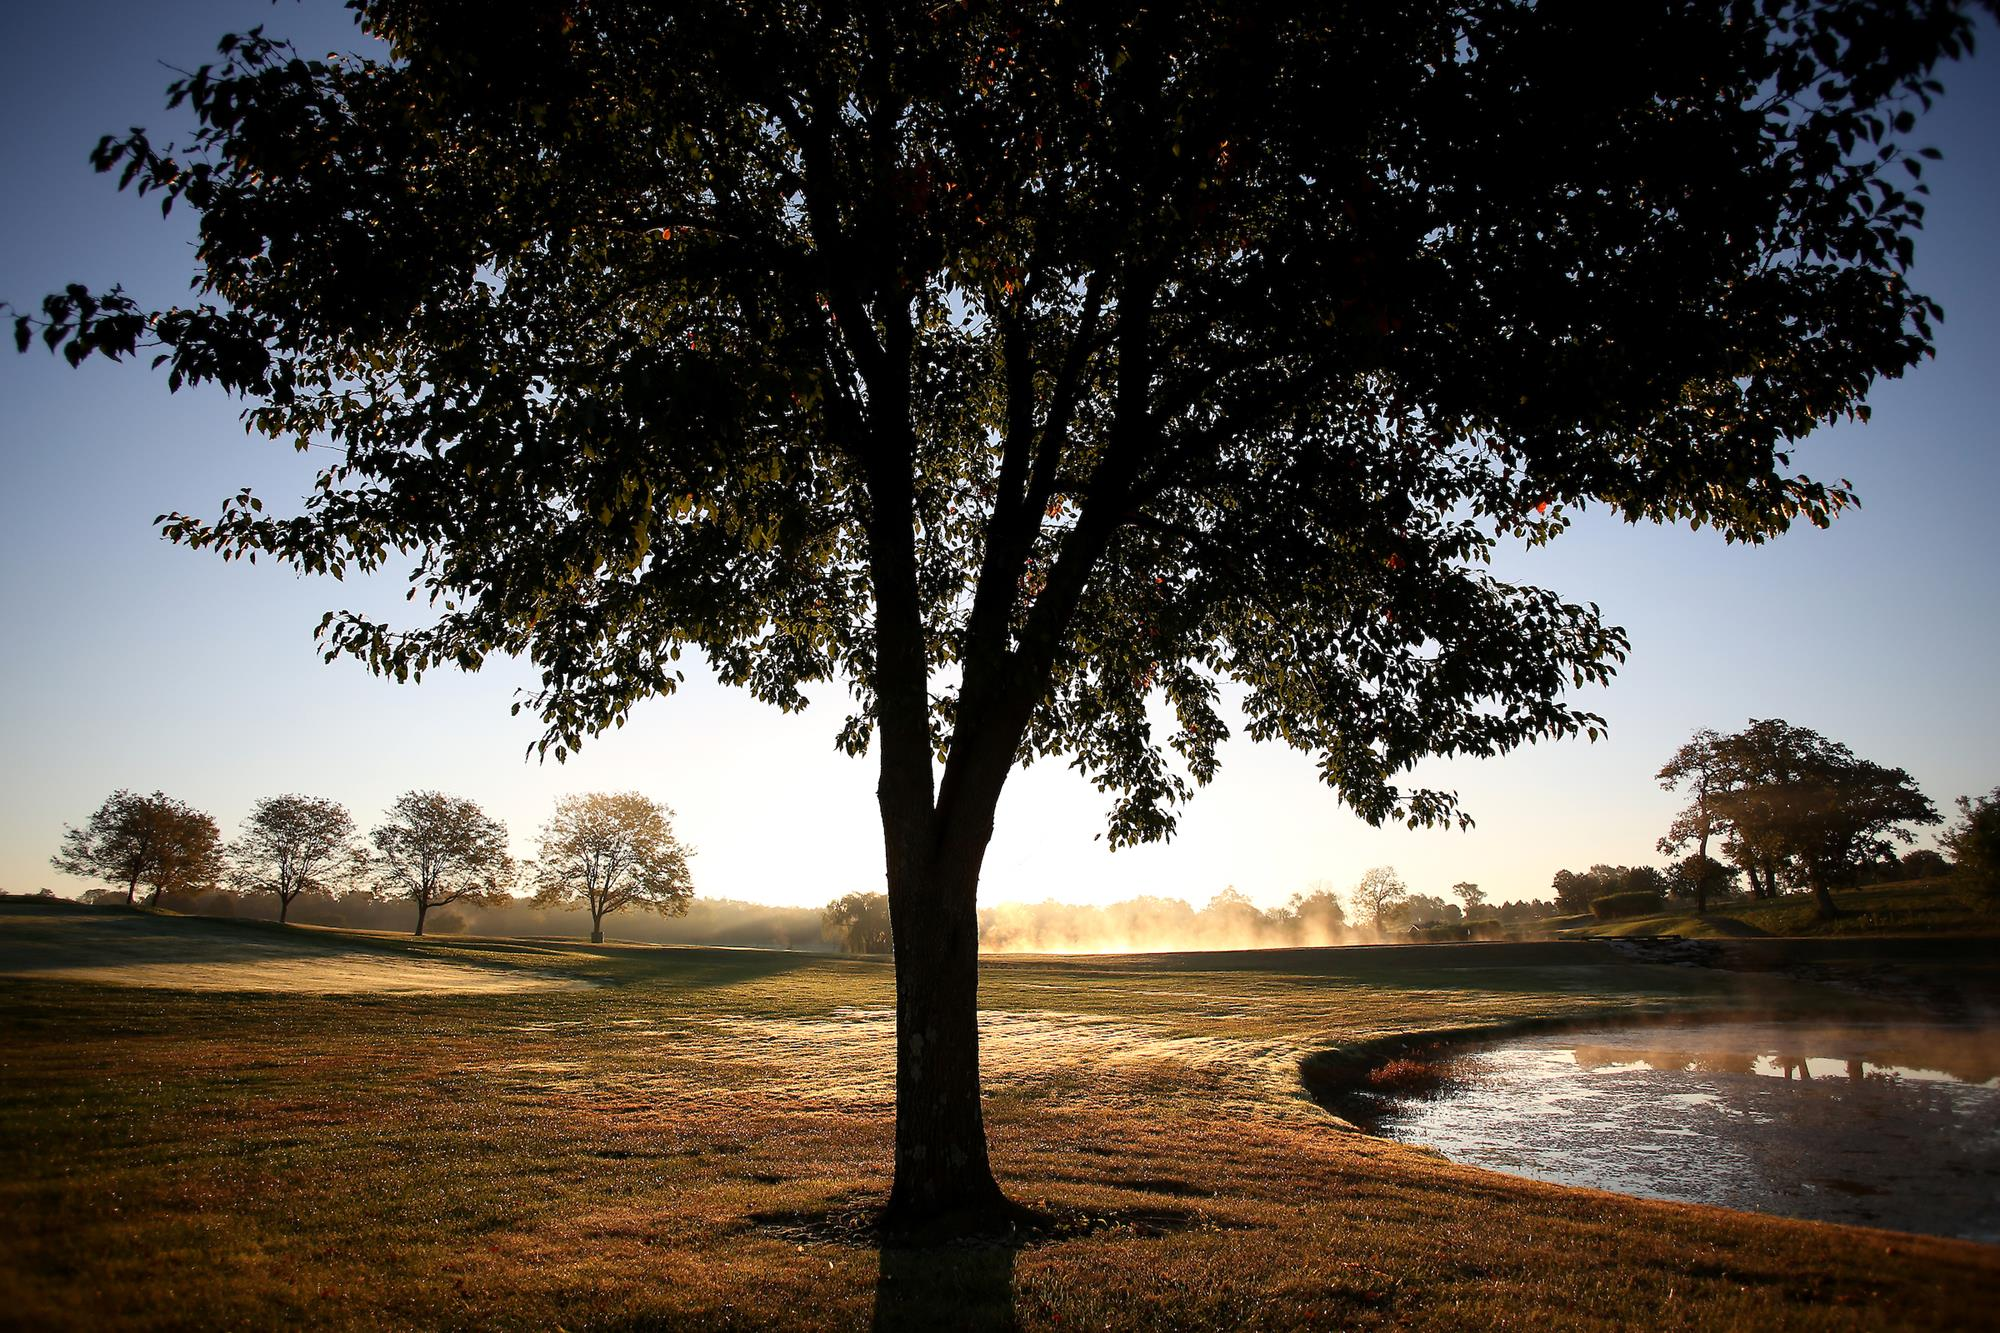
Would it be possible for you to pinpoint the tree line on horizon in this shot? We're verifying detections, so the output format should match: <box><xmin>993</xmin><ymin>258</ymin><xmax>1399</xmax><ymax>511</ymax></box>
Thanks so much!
<box><xmin>48</xmin><ymin>788</ymin><xmax>694</xmax><ymax>940</ymax></box>
<box><xmin>43</xmin><ymin>716</ymin><xmax>1994</xmax><ymax>949</ymax></box>
<box><xmin>1550</xmin><ymin>720</ymin><xmax>1993</xmax><ymax>921</ymax></box>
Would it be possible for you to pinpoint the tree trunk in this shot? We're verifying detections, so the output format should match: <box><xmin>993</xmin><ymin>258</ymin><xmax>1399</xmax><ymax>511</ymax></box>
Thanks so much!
<box><xmin>590</xmin><ymin>908</ymin><xmax>604</xmax><ymax>945</ymax></box>
<box><xmin>413</xmin><ymin>898</ymin><xmax>429</xmax><ymax>937</ymax></box>
<box><xmin>1811</xmin><ymin>878</ymin><xmax>1839</xmax><ymax>921</ymax></box>
<box><xmin>882</xmin><ymin>848</ymin><xmax>1006</xmax><ymax>1225</ymax></box>
<box><xmin>125</xmin><ymin>871</ymin><xmax>139</xmax><ymax>906</ymax></box>
<box><xmin>278</xmin><ymin>894</ymin><xmax>291</xmax><ymax>925</ymax></box>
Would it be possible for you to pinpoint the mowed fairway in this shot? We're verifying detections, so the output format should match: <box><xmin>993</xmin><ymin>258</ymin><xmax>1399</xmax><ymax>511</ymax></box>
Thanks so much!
<box><xmin>2</xmin><ymin>902</ymin><xmax>1995</xmax><ymax>1330</ymax></box>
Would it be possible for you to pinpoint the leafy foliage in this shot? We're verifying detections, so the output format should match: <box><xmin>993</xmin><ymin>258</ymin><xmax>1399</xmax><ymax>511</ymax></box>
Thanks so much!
<box><xmin>16</xmin><ymin>0</ymin><xmax>1978</xmax><ymax>842</ymax></box>
<box><xmin>1942</xmin><ymin>787</ymin><xmax>2000</xmax><ymax>895</ymax></box>
<box><xmin>50</xmin><ymin>790</ymin><xmax>225</xmax><ymax>906</ymax></box>
<box><xmin>229</xmin><ymin>794</ymin><xmax>364</xmax><ymax>923</ymax></box>
<box><xmin>369</xmin><ymin>790</ymin><xmax>514</xmax><ymax>933</ymax></box>
<box><xmin>1349</xmin><ymin>866</ymin><xmax>1409</xmax><ymax>933</ymax></box>
<box><xmin>1285</xmin><ymin>887</ymin><xmax>1347</xmax><ymax>939</ymax></box>
<box><xmin>1588</xmin><ymin>889</ymin><xmax>1665</xmax><ymax>920</ymax></box>
<box><xmin>530</xmin><ymin>792</ymin><xmax>695</xmax><ymax>938</ymax></box>
<box><xmin>1551</xmin><ymin>864</ymin><xmax>1668</xmax><ymax>915</ymax></box>
<box><xmin>822</xmin><ymin>891</ymin><xmax>893</xmax><ymax>954</ymax></box>
<box><xmin>1706</xmin><ymin>720</ymin><xmax>1939</xmax><ymax>912</ymax></box>
<box><xmin>1669</xmin><ymin>853</ymin><xmax>1739</xmax><ymax>905</ymax></box>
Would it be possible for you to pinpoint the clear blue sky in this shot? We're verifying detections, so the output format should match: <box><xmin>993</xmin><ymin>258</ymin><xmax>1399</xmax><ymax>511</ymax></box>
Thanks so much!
<box><xmin>2</xmin><ymin>4</ymin><xmax>1995</xmax><ymax>911</ymax></box>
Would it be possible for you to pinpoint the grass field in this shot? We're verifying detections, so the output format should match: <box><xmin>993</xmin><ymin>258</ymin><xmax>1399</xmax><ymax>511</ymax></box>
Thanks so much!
<box><xmin>2</xmin><ymin>901</ymin><xmax>1997</xmax><ymax>1330</ymax></box>
<box><xmin>1575</xmin><ymin>880</ymin><xmax>1996</xmax><ymax>941</ymax></box>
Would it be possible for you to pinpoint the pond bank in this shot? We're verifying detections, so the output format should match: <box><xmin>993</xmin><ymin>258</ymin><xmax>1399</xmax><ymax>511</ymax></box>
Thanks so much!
<box><xmin>1371</xmin><ymin>1019</ymin><xmax>2000</xmax><ymax>1241</ymax></box>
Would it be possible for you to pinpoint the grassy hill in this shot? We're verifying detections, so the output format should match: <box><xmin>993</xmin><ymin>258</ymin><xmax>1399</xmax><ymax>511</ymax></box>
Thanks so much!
<box><xmin>1574</xmin><ymin>879</ymin><xmax>1997</xmax><ymax>941</ymax></box>
<box><xmin>1</xmin><ymin>901</ymin><xmax>1995</xmax><ymax>1329</ymax></box>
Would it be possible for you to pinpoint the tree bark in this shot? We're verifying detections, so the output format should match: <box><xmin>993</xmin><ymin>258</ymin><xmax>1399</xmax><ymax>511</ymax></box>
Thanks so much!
<box><xmin>1695</xmin><ymin>829</ymin><xmax>1710</xmax><ymax>915</ymax></box>
<box><xmin>1811</xmin><ymin>878</ymin><xmax>1839</xmax><ymax>921</ymax></box>
<box><xmin>882</xmin><ymin>835</ymin><xmax>1006</xmax><ymax>1225</ymax></box>
<box><xmin>278</xmin><ymin>894</ymin><xmax>291</xmax><ymax>925</ymax></box>
<box><xmin>590</xmin><ymin>908</ymin><xmax>604</xmax><ymax>945</ymax></box>
<box><xmin>413</xmin><ymin>898</ymin><xmax>429</xmax><ymax>937</ymax></box>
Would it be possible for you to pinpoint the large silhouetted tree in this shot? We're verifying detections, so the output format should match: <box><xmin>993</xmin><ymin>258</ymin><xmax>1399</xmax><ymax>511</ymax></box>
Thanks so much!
<box><xmin>52</xmin><ymin>789</ymin><xmax>224</xmax><ymax>906</ymax></box>
<box><xmin>1943</xmin><ymin>788</ymin><xmax>2000</xmax><ymax>896</ymax></box>
<box><xmin>531</xmin><ymin>792</ymin><xmax>694</xmax><ymax>942</ymax></box>
<box><xmin>231</xmin><ymin>794</ymin><xmax>364</xmax><ymax>924</ymax></box>
<box><xmin>1708</xmin><ymin>720</ymin><xmax>1940</xmax><ymax>918</ymax></box>
<box><xmin>370</xmin><ymin>791</ymin><xmax>514</xmax><ymax>936</ymax></box>
<box><xmin>13</xmin><ymin>0</ymin><xmax>1982</xmax><ymax>1222</ymax></box>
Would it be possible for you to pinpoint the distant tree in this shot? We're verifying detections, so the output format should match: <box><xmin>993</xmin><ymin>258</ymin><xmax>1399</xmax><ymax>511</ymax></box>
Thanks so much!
<box><xmin>51</xmin><ymin>790</ymin><xmax>224</xmax><ymax>906</ymax></box>
<box><xmin>1104</xmin><ymin>895</ymin><xmax>1198</xmax><ymax>947</ymax></box>
<box><xmin>1942</xmin><ymin>788</ymin><xmax>2000</xmax><ymax>896</ymax></box>
<box><xmin>1198</xmin><ymin>886</ymin><xmax>1268</xmax><ymax>939</ymax></box>
<box><xmin>1398</xmin><ymin>892</ymin><xmax>1460</xmax><ymax>932</ymax></box>
<box><xmin>370</xmin><ymin>791</ymin><xmax>515</xmax><ymax>937</ymax></box>
<box><xmin>1656</xmin><ymin>728</ymin><xmax>1736</xmax><ymax>912</ymax></box>
<box><xmin>1551</xmin><ymin>864</ymin><xmax>1669</xmax><ymax>915</ymax></box>
<box><xmin>1450</xmin><ymin>882</ymin><xmax>1486</xmax><ymax>915</ymax></box>
<box><xmin>1350</xmin><ymin>867</ymin><xmax>1409</xmax><ymax>935</ymax></box>
<box><xmin>1284</xmin><ymin>884</ymin><xmax>1347</xmax><ymax>944</ymax></box>
<box><xmin>1709</xmin><ymin>721</ymin><xmax>1939</xmax><ymax>919</ymax></box>
<box><xmin>1619</xmin><ymin>865</ymin><xmax>1670</xmax><ymax>899</ymax></box>
<box><xmin>1670</xmin><ymin>853</ymin><xmax>1737</xmax><ymax>908</ymax></box>
<box><xmin>822</xmin><ymin>892</ymin><xmax>893</xmax><ymax>955</ymax></box>
<box><xmin>1550</xmin><ymin>870</ymin><xmax>1592</xmax><ymax>916</ymax></box>
<box><xmin>1495</xmin><ymin>898</ymin><xmax>1560</xmax><ymax>926</ymax></box>
<box><xmin>531</xmin><ymin>792</ymin><xmax>695</xmax><ymax>943</ymax></box>
<box><xmin>230</xmin><ymin>794</ymin><xmax>363</xmax><ymax>925</ymax></box>
<box><xmin>1895</xmin><ymin>848</ymin><xmax>1950</xmax><ymax>880</ymax></box>
<box><xmin>21</xmin><ymin>0</ymin><xmax>1982</xmax><ymax>1223</ymax></box>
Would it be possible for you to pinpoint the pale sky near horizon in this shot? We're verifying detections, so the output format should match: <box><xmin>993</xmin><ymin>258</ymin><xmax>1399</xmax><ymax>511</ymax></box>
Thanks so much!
<box><xmin>2</xmin><ymin>4</ymin><xmax>1996</xmax><ymax>913</ymax></box>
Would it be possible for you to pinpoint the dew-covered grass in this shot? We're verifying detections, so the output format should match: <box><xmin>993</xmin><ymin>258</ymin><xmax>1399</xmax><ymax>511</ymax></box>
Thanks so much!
<box><xmin>1</xmin><ymin>903</ymin><xmax>1994</xmax><ymax>1329</ymax></box>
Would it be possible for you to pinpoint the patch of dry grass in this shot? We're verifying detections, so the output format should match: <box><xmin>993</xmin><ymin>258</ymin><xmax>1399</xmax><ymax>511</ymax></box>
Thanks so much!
<box><xmin>0</xmin><ymin>905</ymin><xmax>1993</xmax><ymax>1329</ymax></box>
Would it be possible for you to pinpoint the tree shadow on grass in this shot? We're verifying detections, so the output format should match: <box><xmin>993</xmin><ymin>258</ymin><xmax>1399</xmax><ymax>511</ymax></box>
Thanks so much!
<box><xmin>757</xmin><ymin>1198</ymin><xmax>1234</xmax><ymax>1332</ymax></box>
<box><xmin>873</xmin><ymin>1237</ymin><xmax>1020</xmax><ymax>1332</ymax></box>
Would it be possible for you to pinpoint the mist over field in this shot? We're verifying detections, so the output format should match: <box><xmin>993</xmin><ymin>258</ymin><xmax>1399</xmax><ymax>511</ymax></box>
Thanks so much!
<box><xmin>977</xmin><ymin>894</ymin><xmax>1351</xmax><ymax>954</ymax></box>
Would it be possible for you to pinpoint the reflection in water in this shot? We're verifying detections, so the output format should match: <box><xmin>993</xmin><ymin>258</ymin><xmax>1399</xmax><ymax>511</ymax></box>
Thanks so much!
<box><xmin>1380</xmin><ymin>1022</ymin><xmax>2000</xmax><ymax>1242</ymax></box>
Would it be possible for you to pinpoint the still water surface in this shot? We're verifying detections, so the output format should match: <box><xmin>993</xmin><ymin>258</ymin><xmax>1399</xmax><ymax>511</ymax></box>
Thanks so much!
<box><xmin>1379</xmin><ymin>1021</ymin><xmax>2000</xmax><ymax>1241</ymax></box>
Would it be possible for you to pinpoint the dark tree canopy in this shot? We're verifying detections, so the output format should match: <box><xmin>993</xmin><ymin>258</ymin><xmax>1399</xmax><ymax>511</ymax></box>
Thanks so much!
<box><xmin>1703</xmin><ymin>719</ymin><xmax>1940</xmax><ymax>917</ymax></box>
<box><xmin>15</xmin><ymin>0</ymin><xmax>1982</xmax><ymax>1221</ymax></box>
<box><xmin>822</xmin><ymin>891</ymin><xmax>894</xmax><ymax>954</ymax></box>
<box><xmin>370</xmin><ymin>790</ymin><xmax>514</xmax><ymax>936</ymax></box>
<box><xmin>51</xmin><ymin>789</ymin><xmax>226</xmax><ymax>907</ymax></box>
<box><xmin>530</xmin><ymin>791</ymin><xmax>695</xmax><ymax>942</ymax></box>
<box><xmin>230</xmin><ymin>793</ymin><xmax>363</xmax><ymax>923</ymax></box>
<box><xmin>1550</xmin><ymin>863</ymin><xmax>1669</xmax><ymax>916</ymax></box>
<box><xmin>1942</xmin><ymin>789</ymin><xmax>2000</xmax><ymax>893</ymax></box>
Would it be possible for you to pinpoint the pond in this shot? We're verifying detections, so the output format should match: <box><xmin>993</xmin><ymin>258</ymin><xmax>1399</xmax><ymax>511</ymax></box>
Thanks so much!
<box><xmin>1377</xmin><ymin>1020</ymin><xmax>2000</xmax><ymax>1242</ymax></box>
